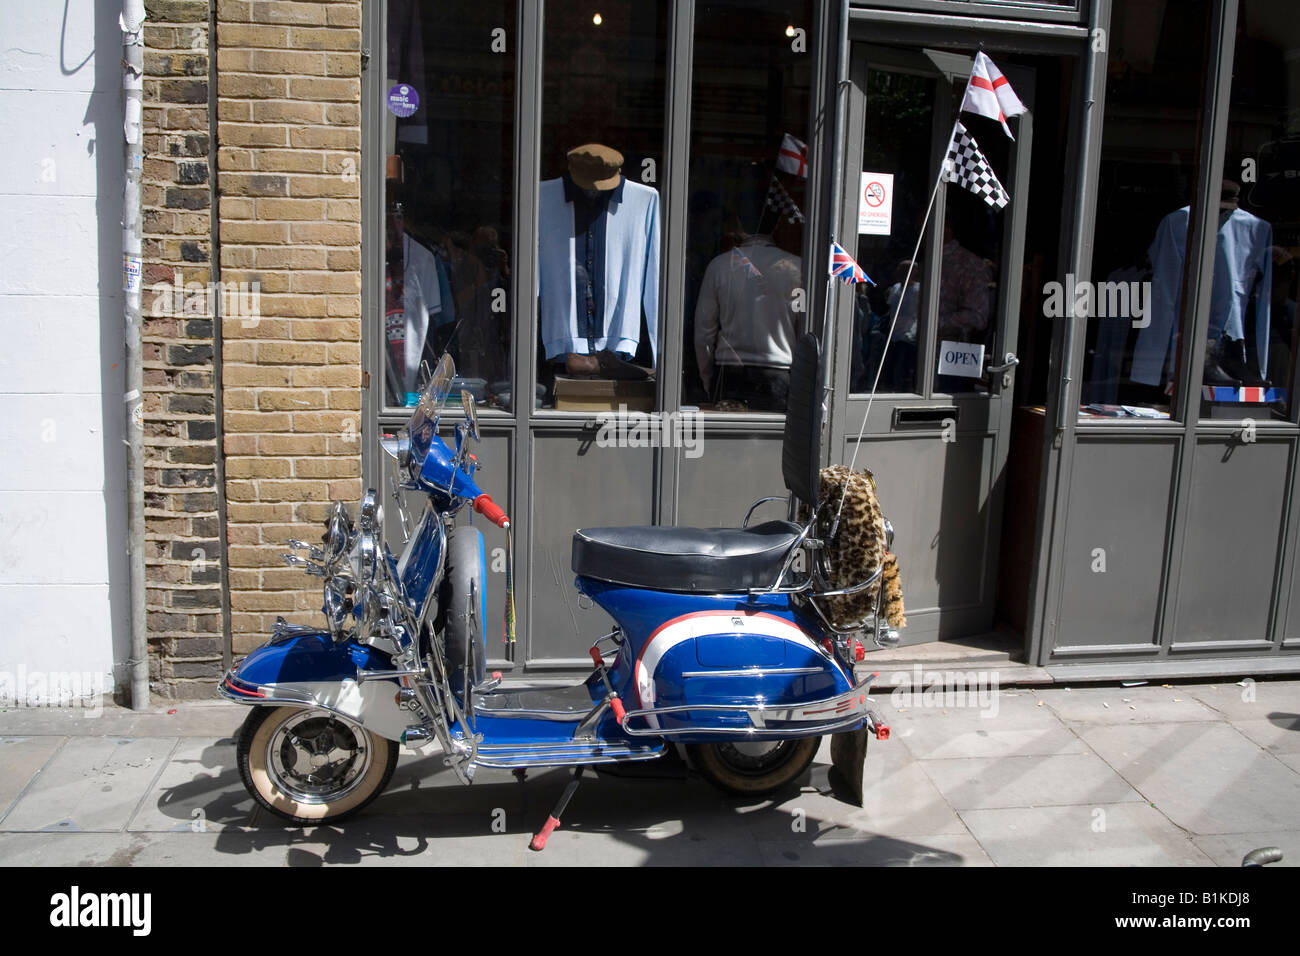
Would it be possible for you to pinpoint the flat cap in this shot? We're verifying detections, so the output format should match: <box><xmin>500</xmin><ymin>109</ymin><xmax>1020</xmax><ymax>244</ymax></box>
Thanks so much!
<box><xmin>567</xmin><ymin>143</ymin><xmax>623</xmax><ymax>191</ymax></box>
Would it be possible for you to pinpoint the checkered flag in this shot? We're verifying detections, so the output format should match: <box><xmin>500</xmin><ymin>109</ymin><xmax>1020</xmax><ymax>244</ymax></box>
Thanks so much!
<box><xmin>764</xmin><ymin>174</ymin><xmax>805</xmax><ymax>224</ymax></box>
<box><xmin>944</xmin><ymin>121</ymin><xmax>1009</xmax><ymax>208</ymax></box>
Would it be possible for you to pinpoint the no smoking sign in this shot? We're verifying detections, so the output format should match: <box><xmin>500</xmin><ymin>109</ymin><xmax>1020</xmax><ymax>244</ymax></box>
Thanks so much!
<box><xmin>858</xmin><ymin>171</ymin><xmax>894</xmax><ymax>235</ymax></box>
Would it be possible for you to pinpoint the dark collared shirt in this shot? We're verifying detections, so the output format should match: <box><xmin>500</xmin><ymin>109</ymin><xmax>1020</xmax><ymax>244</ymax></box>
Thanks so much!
<box><xmin>563</xmin><ymin>172</ymin><xmax>625</xmax><ymax>346</ymax></box>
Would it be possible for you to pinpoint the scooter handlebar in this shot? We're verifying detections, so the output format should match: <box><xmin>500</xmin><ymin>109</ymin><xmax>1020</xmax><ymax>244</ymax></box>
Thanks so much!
<box><xmin>473</xmin><ymin>494</ymin><xmax>510</xmax><ymax>529</ymax></box>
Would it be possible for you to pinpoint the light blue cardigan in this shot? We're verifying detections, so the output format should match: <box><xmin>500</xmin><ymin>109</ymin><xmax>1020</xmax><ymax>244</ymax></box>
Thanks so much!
<box><xmin>537</xmin><ymin>176</ymin><xmax>660</xmax><ymax>361</ymax></box>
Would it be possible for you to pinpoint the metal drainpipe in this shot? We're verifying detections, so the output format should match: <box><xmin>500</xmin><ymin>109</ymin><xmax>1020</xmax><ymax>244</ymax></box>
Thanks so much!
<box><xmin>122</xmin><ymin>0</ymin><xmax>148</xmax><ymax>710</ymax></box>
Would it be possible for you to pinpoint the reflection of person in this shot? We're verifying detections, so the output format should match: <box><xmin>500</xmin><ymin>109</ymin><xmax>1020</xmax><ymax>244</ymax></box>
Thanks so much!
<box><xmin>384</xmin><ymin>204</ymin><xmax>444</xmax><ymax>406</ymax></box>
<box><xmin>1132</xmin><ymin>180</ymin><xmax>1273</xmax><ymax>388</ymax></box>
<box><xmin>694</xmin><ymin>231</ymin><xmax>801</xmax><ymax>411</ymax></box>
<box><xmin>937</xmin><ymin>222</ymin><xmax>992</xmax><ymax>342</ymax></box>
<box><xmin>1268</xmin><ymin>247</ymin><xmax>1296</xmax><ymax>388</ymax></box>
<box><xmin>537</xmin><ymin>144</ymin><xmax>660</xmax><ymax>372</ymax></box>
<box><xmin>447</xmin><ymin>225</ymin><xmax>509</xmax><ymax>383</ymax></box>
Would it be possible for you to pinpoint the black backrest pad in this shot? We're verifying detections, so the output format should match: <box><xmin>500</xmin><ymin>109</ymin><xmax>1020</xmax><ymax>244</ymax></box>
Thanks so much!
<box><xmin>782</xmin><ymin>333</ymin><xmax>823</xmax><ymax>506</ymax></box>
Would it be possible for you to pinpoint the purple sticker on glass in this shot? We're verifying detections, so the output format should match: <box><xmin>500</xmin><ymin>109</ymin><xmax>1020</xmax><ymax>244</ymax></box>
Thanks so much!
<box><xmin>387</xmin><ymin>83</ymin><xmax>419</xmax><ymax>118</ymax></box>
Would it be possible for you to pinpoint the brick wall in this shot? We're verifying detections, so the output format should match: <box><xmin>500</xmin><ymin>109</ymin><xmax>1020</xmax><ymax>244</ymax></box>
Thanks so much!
<box><xmin>215</xmin><ymin>0</ymin><xmax>364</xmax><ymax>655</ymax></box>
<box><xmin>142</xmin><ymin>0</ymin><xmax>225</xmax><ymax>698</ymax></box>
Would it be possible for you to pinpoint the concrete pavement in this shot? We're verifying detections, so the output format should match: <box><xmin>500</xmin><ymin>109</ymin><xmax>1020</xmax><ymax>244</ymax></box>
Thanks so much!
<box><xmin>1</xmin><ymin>678</ymin><xmax>1297</xmax><ymax>866</ymax></box>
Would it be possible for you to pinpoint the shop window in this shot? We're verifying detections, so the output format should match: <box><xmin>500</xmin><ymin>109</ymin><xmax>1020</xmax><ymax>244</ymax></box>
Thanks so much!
<box><xmin>535</xmin><ymin>2</ymin><xmax>669</xmax><ymax>413</ymax></box>
<box><xmin>1078</xmin><ymin>0</ymin><xmax>1212</xmax><ymax>421</ymax></box>
<box><xmin>382</xmin><ymin>0</ymin><xmax>516</xmax><ymax>411</ymax></box>
<box><xmin>683</xmin><ymin>0</ymin><xmax>815</xmax><ymax>414</ymax></box>
<box><xmin>1197</xmin><ymin>0</ymin><xmax>1300</xmax><ymax>421</ymax></box>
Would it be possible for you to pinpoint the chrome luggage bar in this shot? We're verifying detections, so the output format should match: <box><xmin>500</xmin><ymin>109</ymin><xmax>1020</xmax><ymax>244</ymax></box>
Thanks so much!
<box><xmin>618</xmin><ymin>674</ymin><xmax>878</xmax><ymax>738</ymax></box>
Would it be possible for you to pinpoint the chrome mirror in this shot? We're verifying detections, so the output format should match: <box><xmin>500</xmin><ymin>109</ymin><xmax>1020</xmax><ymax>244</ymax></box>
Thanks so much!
<box><xmin>461</xmin><ymin>390</ymin><xmax>480</xmax><ymax>441</ymax></box>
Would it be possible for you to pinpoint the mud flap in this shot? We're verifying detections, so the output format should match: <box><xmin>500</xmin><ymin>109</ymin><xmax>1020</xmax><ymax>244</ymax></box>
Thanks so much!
<box><xmin>827</xmin><ymin>725</ymin><xmax>869</xmax><ymax>806</ymax></box>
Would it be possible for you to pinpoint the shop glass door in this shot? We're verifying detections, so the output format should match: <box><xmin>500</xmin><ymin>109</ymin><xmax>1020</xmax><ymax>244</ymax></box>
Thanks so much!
<box><xmin>833</xmin><ymin>43</ymin><xmax>1033</xmax><ymax>645</ymax></box>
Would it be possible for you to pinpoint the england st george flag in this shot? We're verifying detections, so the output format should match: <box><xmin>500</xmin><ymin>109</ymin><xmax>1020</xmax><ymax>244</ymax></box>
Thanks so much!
<box><xmin>959</xmin><ymin>51</ymin><xmax>1026</xmax><ymax>139</ymax></box>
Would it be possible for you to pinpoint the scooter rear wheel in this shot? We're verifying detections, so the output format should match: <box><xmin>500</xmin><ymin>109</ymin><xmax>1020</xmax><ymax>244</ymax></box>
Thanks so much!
<box><xmin>687</xmin><ymin>737</ymin><xmax>820</xmax><ymax>796</ymax></box>
<box><xmin>237</xmin><ymin>705</ymin><xmax>398</xmax><ymax>825</ymax></box>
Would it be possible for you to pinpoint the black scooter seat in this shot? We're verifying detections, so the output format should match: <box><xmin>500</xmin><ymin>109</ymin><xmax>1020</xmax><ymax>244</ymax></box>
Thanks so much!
<box><xmin>571</xmin><ymin>520</ymin><xmax>801</xmax><ymax>593</ymax></box>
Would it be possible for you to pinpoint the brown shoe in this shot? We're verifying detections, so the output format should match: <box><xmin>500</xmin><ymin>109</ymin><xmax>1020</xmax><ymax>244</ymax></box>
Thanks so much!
<box><xmin>565</xmin><ymin>352</ymin><xmax>601</xmax><ymax>376</ymax></box>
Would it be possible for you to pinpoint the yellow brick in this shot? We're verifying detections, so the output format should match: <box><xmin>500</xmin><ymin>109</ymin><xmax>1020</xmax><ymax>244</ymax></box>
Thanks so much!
<box><xmin>326</xmin><ymin>342</ymin><xmax>360</xmax><ymax>364</ymax></box>
<box><xmin>288</xmin><ymin>77</ymin><xmax>359</xmax><ymax>102</ymax></box>
<box><xmin>219</xmin><ymin>122</ymin><xmax>286</xmax><ymax>147</ymax></box>
<box><xmin>223</xmin><ymin>363</ymin><xmax>291</xmax><ymax>387</ymax></box>
<box><xmin>325</xmin><ymin>294</ymin><xmax>361</xmax><ymax>317</ymax></box>
<box><xmin>292</xmin><ymin>410</ymin><xmax>357</xmax><ymax>433</ymax></box>
<box><xmin>228</xmin><ymin>544</ymin><xmax>297</xmax><ymax>568</ymax></box>
<box><xmin>258</xmin><ymin>341</ymin><xmax>327</xmax><ymax>364</ymax></box>
<box><xmin>252</xmin><ymin>100</ymin><xmax>326</xmax><ymax>125</ymax></box>
<box><xmin>218</xmin><ymin>74</ymin><xmax>287</xmax><ymax>99</ymax></box>
<box><xmin>253</xmin><ymin>1</ymin><xmax>327</xmax><ymax>26</ymax></box>
<box><xmin>289</xmin><ymin>222</ymin><xmax>358</xmax><ymax>245</ymax></box>
<box><xmin>219</xmin><ymin>24</ymin><xmax>290</xmax><ymax>48</ymax></box>
<box><xmin>326</xmin><ymin>389</ymin><xmax>361</xmax><ymax>411</ymax></box>
<box><xmin>257</xmin><ymin>480</ymin><xmax>332</xmax><ymax>502</ymax></box>
<box><xmin>225</xmin><ymin>410</ymin><xmax>293</xmax><ymax>432</ymax></box>
<box><xmin>288</xmin><ymin>175</ymin><xmax>358</xmax><ymax>199</ymax></box>
<box><xmin>295</xmin><ymin>457</ymin><xmax>360</xmax><ymax>479</ymax></box>
<box><xmin>290</xmin><ymin>272</ymin><xmax>358</xmax><ymax>295</ymax></box>
<box><xmin>259</xmin><ymin>389</ymin><xmax>327</xmax><ymax>411</ymax></box>
<box><xmin>256</xmin><ymin>197</ymin><xmax>327</xmax><ymax>221</ymax></box>
<box><xmin>325</xmin><ymin>199</ymin><xmax>361</xmax><ymax>220</ymax></box>
<box><xmin>256</xmin><ymin>246</ymin><xmax>328</xmax><ymax>270</ymax></box>
<box><xmin>223</xmin><ymin>387</ymin><xmax>257</xmax><ymax>410</ymax></box>
<box><xmin>223</xmin><ymin>434</ymin><xmax>258</xmax><ymax>455</ymax></box>
<box><xmin>255</xmin><ymin>294</ymin><xmax>326</xmax><ymax>319</ymax></box>
<box><xmin>325</xmin><ymin>6</ymin><xmax>361</xmax><ymax>29</ymax></box>
<box><xmin>325</xmin><ymin>247</ymin><xmax>360</xmax><ymax>270</ymax></box>
<box><xmin>290</xmin><ymin>27</ymin><xmax>361</xmax><ymax>51</ymax></box>
<box><xmin>288</xmin><ymin>126</ymin><xmax>358</xmax><ymax>150</ymax></box>
<box><xmin>324</xmin><ymin>103</ymin><xmax>360</xmax><ymax>127</ymax></box>
<box><xmin>226</xmin><ymin>502</ymin><xmax>294</xmax><ymax>522</ymax></box>
<box><xmin>324</xmin><ymin>52</ymin><xmax>360</xmax><ymax>77</ymax></box>
<box><xmin>292</xmin><ymin>365</ymin><xmax>359</xmax><ymax>387</ymax></box>
<box><xmin>290</xmin><ymin>317</ymin><xmax>358</xmax><ymax>340</ymax></box>
<box><xmin>222</xmin><ymin>341</ymin><xmax>257</xmax><ymax>362</ymax></box>
<box><xmin>260</xmin><ymin>434</ymin><xmax>329</xmax><ymax>455</ymax></box>
<box><xmin>250</xmin><ymin>50</ymin><xmax>326</xmax><ymax>75</ymax></box>
<box><xmin>222</xmin><ymin>317</ymin><xmax>294</xmax><ymax>339</ymax></box>
<box><xmin>256</xmin><ymin>150</ymin><xmax>325</xmax><ymax>173</ymax></box>
<box><xmin>225</xmin><ymin>457</ymin><xmax>292</xmax><ymax>478</ymax></box>
<box><xmin>220</xmin><ymin>221</ymin><xmax>290</xmax><ymax>244</ymax></box>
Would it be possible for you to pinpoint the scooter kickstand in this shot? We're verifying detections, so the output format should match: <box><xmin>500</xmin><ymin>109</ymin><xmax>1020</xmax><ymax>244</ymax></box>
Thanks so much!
<box><xmin>529</xmin><ymin>766</ymin><xmax>584</xmax><ymax>851</ymax></box>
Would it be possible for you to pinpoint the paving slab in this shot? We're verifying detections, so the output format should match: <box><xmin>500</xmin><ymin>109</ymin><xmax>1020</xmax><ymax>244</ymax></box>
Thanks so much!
<box><xmin>0</xmin><ymin>830</ymin><xmax>289</xmax><ymax>866</ymax></box>
<box><xmin>0</xmin><ymin>736</ymin><xmax>66</xmax><ymax>817</ymax></box>
<box><xmin>1034</xmin><ymin>685</ymin><xmax>1220</xmax><ymax>724</ymax></box>
<box><xmin>920</xmin><ymin>753</ymin><xmax>1143</xmax><ymax>811</ymax></box>
<box><xmin>1183</xmin><ymin>680</ymin><xmax>1300</xmax><ymax>720</ymax></box>
<box><xmin>1227</xmin><ymin>716</ymin><xmax>1300</xmax><ymax>755</ymax></box>
<box><xmin>128</xmin><ymin>737</ymin><xmax>258</xmax><ymax>833</ymax></box>
<box><xmin>960</xmin><ymin>804</ymin><xmax>1215</xmax><ymax>866</ymax></box>
<box><xmin>1079</xmin><ymin>722</ymin><xmax>1300</xmax><ymax>835</ymax></box>
<box><xmin>755</xmin><ymin>830</ymin><xmax>994</xmax><ymax>866</ymax></box>
<box><xmin>1190</xmin><ymin>831</ymin><xmax>1298</xmax><ymax>868</ymax></box>
<box><xmin>1</xmin><ymin>737</ymin><xmax>176</xmax><ymax>832</ymax></box>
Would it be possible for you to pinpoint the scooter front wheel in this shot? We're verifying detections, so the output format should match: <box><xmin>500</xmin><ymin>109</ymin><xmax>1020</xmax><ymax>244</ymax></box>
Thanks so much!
<box><xmin>237</xmin><ymin>705</ymin><xmax>398</xmax><ymax>825</ymax></box>
<box><xmin>687</xmin><ymin>737</ymin><xmax>820</xmax><ymax>796</ymax></box>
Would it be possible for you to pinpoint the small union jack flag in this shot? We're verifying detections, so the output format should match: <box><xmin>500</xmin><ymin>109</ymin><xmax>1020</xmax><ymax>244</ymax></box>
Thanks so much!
<box><xmin>829</xmin><ymin>242</ymin><xmax>873</xmax><ymax>285</ymax></box>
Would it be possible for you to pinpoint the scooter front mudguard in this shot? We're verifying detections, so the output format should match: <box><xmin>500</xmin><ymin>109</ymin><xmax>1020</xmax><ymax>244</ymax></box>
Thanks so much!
<box><xmin>218</xmin><ymin>629</ymin><xmax>411</xmax><ymax>741</ymax></box>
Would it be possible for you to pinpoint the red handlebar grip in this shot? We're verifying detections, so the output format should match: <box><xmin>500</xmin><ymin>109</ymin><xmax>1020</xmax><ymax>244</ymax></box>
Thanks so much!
<box><xmin>589</xmin><ymin>647</ymin><xmax>603</xmax><ymax>667</ymax></box>
<box><xmin>529</xmin><ymin>816</ymin><xmax>560</xmax><ymax>851</ymax></box>
<box><xmin>610</xmin><ymin>697</ymin><xmax>627</xmax><ymax>724</ymax></box>
<box><xmin>473</xmin><ymin>494</ymin><xmax>510</xmax><ymax>529</ymax></box>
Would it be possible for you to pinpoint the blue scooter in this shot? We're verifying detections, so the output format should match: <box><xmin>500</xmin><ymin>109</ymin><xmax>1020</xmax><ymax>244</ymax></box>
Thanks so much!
<box><xmin>221</xmin><ymin>334</ymin><xmax>896</xmax><ymax>847</ymax></box>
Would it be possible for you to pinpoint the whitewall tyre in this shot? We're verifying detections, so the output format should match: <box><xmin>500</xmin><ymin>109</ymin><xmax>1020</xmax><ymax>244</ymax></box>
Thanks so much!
<box><xmin>237</xmin><ymin>705</ymin><xmax>398</xmax><ymax>825</ymax></box>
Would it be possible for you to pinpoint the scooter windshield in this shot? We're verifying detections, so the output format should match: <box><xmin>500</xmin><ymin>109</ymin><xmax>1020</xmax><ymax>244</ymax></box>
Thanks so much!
<box><xmin>405</xmin><ymin>354</ymin><xmax>455</xmax><ymax>476</ymax></box>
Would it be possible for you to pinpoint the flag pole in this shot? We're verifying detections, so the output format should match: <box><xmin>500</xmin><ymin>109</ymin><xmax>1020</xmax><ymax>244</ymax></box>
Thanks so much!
<box><xmin>830</xmin><ymin>120</ymin><xmax>957</xmax><ymax>536</ymax></box>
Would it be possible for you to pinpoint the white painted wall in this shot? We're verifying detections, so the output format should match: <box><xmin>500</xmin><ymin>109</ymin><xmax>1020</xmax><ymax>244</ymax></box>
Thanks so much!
<box><xmin>0</xmin><ymin>0</ymin><xmax>128</xmax><ymax>700</ymax></box>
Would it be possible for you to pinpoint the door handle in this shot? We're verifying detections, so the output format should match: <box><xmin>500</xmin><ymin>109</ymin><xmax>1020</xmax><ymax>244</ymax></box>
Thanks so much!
<box><xmin>986</xmin><ymin>352</ymin><xmax>1019</xmax><ymax>374</ymax></box>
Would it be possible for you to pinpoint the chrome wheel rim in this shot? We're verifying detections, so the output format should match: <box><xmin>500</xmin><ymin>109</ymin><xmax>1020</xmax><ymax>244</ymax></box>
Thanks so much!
<box><xmin>265</xmin><ymin>710</ymin><xmax>373</xmax><ymax>805</ymax></box>
<box><xmin>714</xmin><ymin>740</ymin><xmax>795</xmax><ymax>776</ymax></box>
